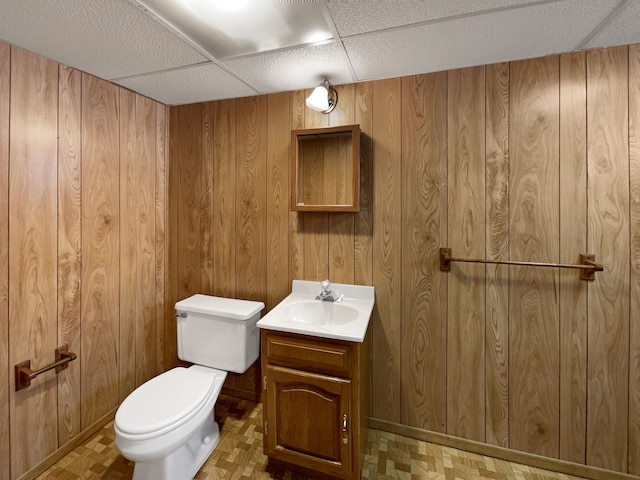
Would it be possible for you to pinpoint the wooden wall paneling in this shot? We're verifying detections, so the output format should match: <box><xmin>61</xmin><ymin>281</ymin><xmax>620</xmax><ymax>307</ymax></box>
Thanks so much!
<box><xmin>371</xmin><ymin>78</ymin><xmax>402</xmax><ymax>423</ymax></box>
<box><xmin>233</xmin><ymin>95</ymin><xmax>267</xmax><ymax>398</ymax></box>
<box><xmin>354</xmin><ymin>81</ymin><xmax>374</xmax><ymax>287</ymax></box>
<box><xmin>484</xmin><ymin>62</ymin><xmax>510</xmax><ymax>448</ymax></box>
<box><xmin>165</xmin><ymin>106</ymin><xmax>180</xmax><ymax>369</ymax></box>
<box><xmin>155</xmin><ymin>104</ymin><xmax>167</xmax><ymax>373</ymax></box>
<box><xmin>303</xmin><ymin>90</ymin><xmax>329</xmax><ymax>281</ymax></box>
<box><xmin>235</xmin><ymin>95</ymin><xmax>267</xmax><ymax>302</ymax></box>
<box><xmin>558</xmin><ymin>51</ymin><xmax>588</xmax><ymax>465</ymax></box>
<box><xmin>266</xmin><ymin>92</ymin><xmax>291</xmax><ymax>310</ymax></box>
<box><xmin>328</xmin><ymin>83</ymin><xmax>355</xmax><ymax>285</ymax></box>
<box><xmin>9</xmin><ymin>47</ymin><xmax>59</xmax><ymax>477</ymax></box>
<box><xmin>135</xmin><ymin>94</ymin><xmax>156</xmax><ymax>386</ymax></box>
<box><xmin>509</xmin><ymin>56</ymin><xmax>560</xmax><ymax>458</ymax></box>
<box><xmin>213</xmin><ymin>99</ymin><xmax>236</xmax><ymax>298</ymax></box>
<box><xmin>446</xmin><ymin>66</ymin><xmax>486</xmax><ymax>442</ymax></box>
<box><xmin>586</xmin><ymin>46</ymin><xmax>630</xmax><ymax>473</ymax></box>
<box><xmin>201</xmin><ymin>102</ymin><xmax>214</xmax><ymax>295</ymax></box>
<box><xmin>57</xmin><ymin>64</ymin><xmax>82</xmax><ymax>445</ymax></box>
<box><xmin>400</xmin><ymin>73</ymin><xmax>448</xmax><ymax>432</ymax></box>
<box><xmin>0</xmin><ymin>41</ymin><xmax>9</xmax><ymax>480</ymax></box>
<box><xmin>119</xmin><ymin>88</ymin><xmax>136</xmax><ymax>401</ymax></box>
<box><xmin>177</xmin><ymin>104</ymin><xmax>203</xmax><ymax>301</ymax></box>
<box><xmin>289</xmin><ymin>90</ymin><xmax>305</xmax><ymax>283</ymax></box>
<box><xmin>629</xmin><ymin>42</ymin><xmax>640</xmax><ymax>477</ymax></box>
<box><xmin>81</xmin><ymin>73</ymin><xmax>120</xmax><ymax>428</ymax></box>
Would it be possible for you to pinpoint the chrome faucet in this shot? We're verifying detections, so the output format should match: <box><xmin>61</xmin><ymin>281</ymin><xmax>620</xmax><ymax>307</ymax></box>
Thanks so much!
<box><xmin>316</xmin><ymin>280</ymin><xmax>342</xmax><ymax>302</ymax></box>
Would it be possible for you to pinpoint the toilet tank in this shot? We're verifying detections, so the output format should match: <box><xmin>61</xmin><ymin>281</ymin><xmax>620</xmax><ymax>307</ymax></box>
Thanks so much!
<box><xmin>175</xmin><ymin>294</ymin><xmax>265</xmax><ymax>374</ymax></box>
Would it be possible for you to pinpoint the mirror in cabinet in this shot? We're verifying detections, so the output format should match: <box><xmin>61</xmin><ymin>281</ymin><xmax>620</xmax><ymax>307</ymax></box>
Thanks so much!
<box><xmin>291</xmin><ymin>124</ymin><xmax>360</xmax><ymax>212</ymax></box>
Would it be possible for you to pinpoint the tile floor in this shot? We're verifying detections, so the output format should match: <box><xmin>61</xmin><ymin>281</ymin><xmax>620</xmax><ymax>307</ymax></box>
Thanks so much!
<box><xmin>36</xmin><ymin>395</ymin><xmax>590</xmax><ymax>480</ymax></box>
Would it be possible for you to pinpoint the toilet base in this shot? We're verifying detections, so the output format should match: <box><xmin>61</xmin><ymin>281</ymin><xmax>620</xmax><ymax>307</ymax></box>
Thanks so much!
<box><xmin>131</xmin><ymin>413</ymin><xmax>220</xmax><ymax>480</ymax></box>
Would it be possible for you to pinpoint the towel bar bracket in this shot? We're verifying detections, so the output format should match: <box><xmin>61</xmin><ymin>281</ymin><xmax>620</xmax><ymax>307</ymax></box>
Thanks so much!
<box><xmin>15</xmin><ymin>345</ymin><xmax>77</xmax><ymax>391</ymax></box>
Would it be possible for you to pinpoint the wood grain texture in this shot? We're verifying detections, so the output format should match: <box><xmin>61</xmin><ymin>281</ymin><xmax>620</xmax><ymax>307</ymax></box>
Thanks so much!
<box><xmin>354</xmin><ymin>81</ymin><xmax>374</xmax><ymax>287</ymax></box>
<box><xmin>177</xmin><ymin>104</ymin><xmax>202</xmax><ymax>301</ymax></box>
<box><xmin>485</xmin><ymin>62</ymin><xmax>510</xmax><ymax>448</ymax></box>
<box><xmin>400</xmin><ymin>73</ymin><xmax>447</xmax><ymax>432</ymax></box>
<box><xmin>446</xmin><ymin>66</ymin><xmax>486</xmax><ymax>442</ymax></box>
<box><xmin>509</xmin><ymin>56</ymin><xmax>560</xmax><ymax>458</ymax></box>
<box><xmin>0</xmin><ymin>40</ymin><xmax>9</xmax><ymax>480</ymax></box>
<box><xmin>57</xmin><ymin>64</ymin><xmax>82</xmax><ymax>445</ymax></box>
<box><xmin>119</xmin><ymin>88</ymin><xmax>136</xmax><ymax>402</ymax></box>
<box><xmin>81</xmin><ymin>73</ymin><xmax>120</xmax><ymax>428</ymax></box>
<box><xmin>288</xmin><ymin>90</ymin><xmax>305</xmax><ymax>283</ymax></box>
<box><xmin>201</xmin><ymin>102</ymin><xmax>214</xmax><ymax>295</ymax></box>
<box><xmin>266</xmin><ymin>92</ymin><xmax>290</xmax><ymax>310</ymax></box>
<box><xmin>213</xmin><ymin>99</ymin><xmax>236</xmax><ymax>298</ymax></box>
<box><xmin>558</xmin><ymin>51</ymin><xmax>587</xmax><ymax>465</ymax></box>
<box><xmin>135</xmin><ymin>94</ymin><xmax>156</xmax><ymax>386</ymax></box>
<box><xmin>371</xmin><ymin>78</ymin><xmax>402</xmax><ymax>423</ymax></box>
<box><xmin>586</xmin><ymin>46</ymin><xmax>630</xmax><ymax>473</ymax></box>
<box><xmin>155</xmin><ymin>104</ymin><xmax>168</xmax><ymax>374</ymax></box>
<box><xmin>328</xmin><ymin>83</ymin><xmax>355</xmax><ymax>285</ymax></box>
<box><xmin>629</xmin><ymin>43</ymin><xmax>640</xmax><ymax>477</ymax></box>
<box><xmin>9</xmin><ymin>47</ymin><xmax>59</xmax><ymax>477</ymax></box>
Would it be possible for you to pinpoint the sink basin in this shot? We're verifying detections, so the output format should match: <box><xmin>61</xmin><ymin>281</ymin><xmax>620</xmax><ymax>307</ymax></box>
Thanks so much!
<box><xmin>257</xmin><ymin>280</ymin><xmax>375</xmax><ymax>342</ymax></box>
<box><xmin>284</xmin><ymin>301</ymin><xmax>359</xmax><ymax>325</ymax></box>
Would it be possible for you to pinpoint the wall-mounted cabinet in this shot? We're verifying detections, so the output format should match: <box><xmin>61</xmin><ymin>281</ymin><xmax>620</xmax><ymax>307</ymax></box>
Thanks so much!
<box><xmin>291</xmin><ymin>125</ymin><xmax>360</xmax><ymax>212</ymax></box>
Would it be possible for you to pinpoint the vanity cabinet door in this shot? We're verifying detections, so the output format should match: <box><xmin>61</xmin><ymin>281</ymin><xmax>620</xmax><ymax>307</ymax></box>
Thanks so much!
<box><xmin>264</xmin><ymin>364</ymin><xmax>352</xmax><ymax>479</ymax></box>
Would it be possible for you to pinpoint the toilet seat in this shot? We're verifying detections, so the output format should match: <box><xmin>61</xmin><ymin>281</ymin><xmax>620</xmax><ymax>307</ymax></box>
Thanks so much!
<box><xmin>115</xmin><ymin>366</ymin><xmax>224</xmax><ymax>440</ymax></box>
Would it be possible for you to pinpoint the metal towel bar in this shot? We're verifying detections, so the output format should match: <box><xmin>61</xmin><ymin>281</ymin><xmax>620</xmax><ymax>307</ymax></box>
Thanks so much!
<box><xmin>15</xmin><ymin>344</ymin><xmax>77</xmax><ymax>391</ymax></box>
<box><xmin>439</xmin><ymin>248</ymin><xmax>603</xmax><ymax>281</ymax></box>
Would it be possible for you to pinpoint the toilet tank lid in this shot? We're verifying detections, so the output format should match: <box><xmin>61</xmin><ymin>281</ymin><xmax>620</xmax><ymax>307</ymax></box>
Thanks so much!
<box><xmin>175</xmin><ymin>294</ymin><xmax>265</xmax><ymax>320</ymax></box>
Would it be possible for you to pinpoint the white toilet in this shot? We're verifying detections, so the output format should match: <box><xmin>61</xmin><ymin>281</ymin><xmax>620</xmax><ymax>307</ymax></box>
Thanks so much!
<box><xmin>114</xmin><ymin>294</ymin><xmax>264</xmax><ymax>480</ymax></box>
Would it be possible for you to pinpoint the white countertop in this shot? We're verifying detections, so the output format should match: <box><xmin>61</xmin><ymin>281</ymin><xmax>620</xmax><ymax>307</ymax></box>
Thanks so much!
<box><xmin>256</xmin><ymin>280</ymin><xmax>375</xmax><ymax>342</ymax></box>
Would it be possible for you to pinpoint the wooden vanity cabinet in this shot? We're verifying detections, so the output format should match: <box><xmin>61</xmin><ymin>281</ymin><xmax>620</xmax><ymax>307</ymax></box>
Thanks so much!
<box><xmin>261</xmin><ymin>329</ymin><xmax>371</xmax><ymax>480</ymax></box>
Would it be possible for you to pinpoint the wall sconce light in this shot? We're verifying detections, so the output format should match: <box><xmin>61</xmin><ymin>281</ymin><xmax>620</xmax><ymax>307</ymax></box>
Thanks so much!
<box><xmin>305</xmin><ymin>79</ymin><xmax>338</xmax><ymax>114</ymax></box>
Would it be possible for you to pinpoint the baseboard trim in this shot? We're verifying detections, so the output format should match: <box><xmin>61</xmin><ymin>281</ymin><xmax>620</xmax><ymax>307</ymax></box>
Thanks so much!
<box><xmin>369</xmin><ymin>418</ymin><xmax>639</xmax><ymax>480</ymax></box>
<box><xmin>17</xmin><ymin>408</ymin><xmax>118</xmax><ymax>480</ymax></box>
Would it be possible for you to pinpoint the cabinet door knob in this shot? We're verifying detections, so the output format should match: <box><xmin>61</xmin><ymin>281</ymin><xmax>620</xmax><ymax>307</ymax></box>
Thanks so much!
<box><xmin>342</xmin><ymin>413</ymin><xmax>348</xmax><ymax>444</ymax></box>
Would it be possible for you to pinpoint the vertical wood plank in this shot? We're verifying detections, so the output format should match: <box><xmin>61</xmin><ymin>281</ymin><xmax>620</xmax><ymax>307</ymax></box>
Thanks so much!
<box><xmin>201</xmin><ymin>102</ymin><xmax>214</xmax><ymax>295</ymax></box>
<box><xmin>235</xmin><ymin>95</ymin><xmax>267</xmax><ymax>302</ymax></box>
<box><xmin>177</xmin><ymin>104</ymin><xmax>202</xmax><ymax>301</ymax></box>
<box><xmin>559</xmin><ymin>51</ymin><xmax>587</xmax><ymax>465</ymax></box>
<box><xmin>629</xmin><ymin>42</ymin><xmax>640</xmax><ymax>477</ymax></box>
<box><xmin>119</xmin><ymin>88</ymin><xmax>136</xmax><ymax>401</ymax></box>
<box><xmin>266</xmin><ymin>92</ymin><xmax>290</xmax><ymax>310</ymax></box>
<box><xmin>400</xmin><ymin>72</ymin><xmax>448</xmax><ymax>432</ymax></box>
<box><xmin>155</xmin><ymin>104</ymin><xmax>167</xmax><ymax>374</ymax></box>
<box><xmin>0</xmin><ymin>40</ymin><xmax>10</xmax><ymax>480</ymax></box>
<box><xmin>329</xmin><ymin>83</ymin><xmax>355</xmax><ymax>285</ymax></box>
<box><xmin>354</xmin><ymin>81</ymin><xmax>374</xmax><ymax>287</ymax></box>
<box><xmin>586</xmin><ymin>45</ymin><xmax>630</xmax><ymax>473</ymax></box>
<box><xmin>289</xmin><ymin>90</ymin><xmax>305</xmax><ymax>283</ymax></box>
<box><xmin>485</xmin><ymin>62</ymin><xmax>510</xmax><ymax>448</ymax></box>
<box><xmin>81</xmin><ymin>73</ymin><xmax>120</xmax><ymax>428</ymax></box>
<box><xmin>372</xmin><ymin>78</ymin><xmax>402</xmax><ymax>423</ymax></box>
<box><xmin>447</xmin><ymin>66</ymin><xmax>486</xmax><ymax>442</ymax></box>
<box><xmin>213</xmin><ymin>99</ymin><xmax>236</xmax><ymax>298</ymax></box>
<box><xmin>509</xmin><ymin>56</ymin><xmax>560</xmax><ymax>458</ymax></box>
<box><xmin>135</xmin><ymin>94</ymin><xmax>156</xmax><ymax>386</ymax></box>
<box><xmin>9</xmin><ymin>47</ymin><xmax>59</xmax><ymax>476</ymax></box>
<box><xmin>57</xmin><ymin>64</ymin><xmax>82</xmax><ymax>445</ymax></box>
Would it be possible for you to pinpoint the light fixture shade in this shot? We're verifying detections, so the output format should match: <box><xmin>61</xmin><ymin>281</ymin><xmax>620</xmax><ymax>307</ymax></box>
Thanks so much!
<box><xmin>306</xmin><ymin>80</ymin><xmax>338</xmax><ymax>114</ymax></box>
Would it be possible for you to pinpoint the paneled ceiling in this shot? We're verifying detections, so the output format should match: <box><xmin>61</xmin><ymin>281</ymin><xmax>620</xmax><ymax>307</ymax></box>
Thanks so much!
<box><xmin>0</xmin><ymin>0</ymin><xmax>638</xmax><ymax>106</ymax></box>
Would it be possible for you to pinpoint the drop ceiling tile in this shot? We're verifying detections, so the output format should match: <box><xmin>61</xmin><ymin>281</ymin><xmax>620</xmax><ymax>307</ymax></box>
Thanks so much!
<box><xmin>343</xmin><ymin>0</ymin><xmax>619</xmax><ymax>80</ymax></box>
<box><xmin>0</xmin><ymin>0</ymin><xmax>207</xmax><ymax>80</ymax></box>
<box><xmin>327</xmin><ymin>0</ymin><xmax>548</xmax><ymax>37</ymax></box>
<box><xmin>114</xmin><ymin>62</ymin><xmax>258</xmax><ymax>105</ymax></box>
<box><xmin>223</xmin><ymin>42</ymin><xmax>354</xmax><ymax>94</ymax></box>
<box><xmin>583</xmin><ymin>0</ymin><xmax>640</xmax><ymax>49</ymax></box>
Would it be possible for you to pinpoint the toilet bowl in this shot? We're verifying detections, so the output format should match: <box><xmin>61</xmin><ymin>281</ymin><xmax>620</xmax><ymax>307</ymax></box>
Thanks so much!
<box><xmin>114</xmin><ymin>294</ymin><xmax>264</xmax><ymax>480</ymax></box>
